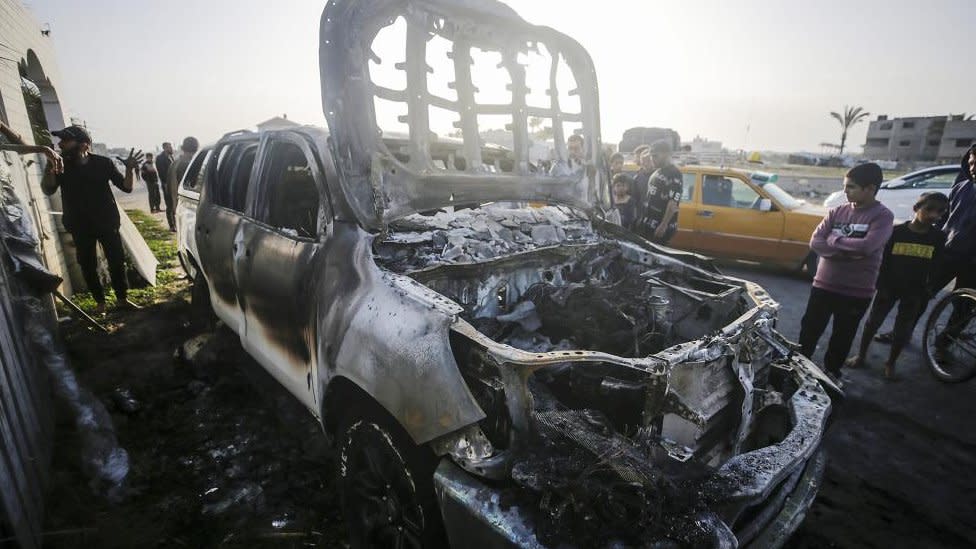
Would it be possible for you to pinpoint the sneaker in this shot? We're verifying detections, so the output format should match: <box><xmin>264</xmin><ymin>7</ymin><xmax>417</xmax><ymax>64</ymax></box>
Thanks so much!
<box><xmin>873</xmin><ymin>331</ymin><xmax>894</xmax><ymax>344</ymax></box>
<box><xmin>94</xmin><ymin>301</ymin><xmax>107</xmax><ymax>315</ymax></box>
<box><xmin>844</xmin><ymin>356</ymin><xmax>865</xmax><ymax>369</ymax></box>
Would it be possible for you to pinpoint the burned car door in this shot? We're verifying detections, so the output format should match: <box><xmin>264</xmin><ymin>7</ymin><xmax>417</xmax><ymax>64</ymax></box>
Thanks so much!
<box><xmin>235</xmin><ymin>131</ymin><xmax>328</xmax><ymax>410</ymax></box>
<box><xmin>196</xmin><ymin>135</ymin><xmax>259</xmax><ymax>332</ymax></box>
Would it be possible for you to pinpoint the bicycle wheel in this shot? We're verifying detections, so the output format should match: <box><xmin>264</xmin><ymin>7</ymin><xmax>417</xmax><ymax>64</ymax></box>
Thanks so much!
<box><xmin>923</xmin><ymin>289</ymin><xmax>976</xmax><ymax>383</ymax></box>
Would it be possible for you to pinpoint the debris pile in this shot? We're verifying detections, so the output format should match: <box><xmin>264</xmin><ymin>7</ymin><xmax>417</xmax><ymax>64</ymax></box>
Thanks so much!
<box><xmin>375</xmin><ymin>204</ymin><xmax>600</xmax><ymax>272</ymax></box>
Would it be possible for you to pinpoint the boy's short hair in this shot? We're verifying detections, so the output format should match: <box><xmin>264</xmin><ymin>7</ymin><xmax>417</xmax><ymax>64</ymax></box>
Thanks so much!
<box><xmin>567</xmin><ymin>134</ymin><xmax>584</xmax><ymax>145</ymax></box>
<box><xmin>609</xmin><ymin>152</ymin><xmax>624</xmax><ymax>163</ymax></box>
<box><xmin>914</xmin><ymin>191</ymin><xmax>950</xmax><ymax>211</ymax></box>
<box><xmin>846</xmin><ymin>162</ymin><xmax>884</xmax><ymax>193</ymax></box>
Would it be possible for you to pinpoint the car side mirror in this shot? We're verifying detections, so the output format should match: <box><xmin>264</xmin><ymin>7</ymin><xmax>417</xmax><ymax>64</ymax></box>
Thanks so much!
<box><xmin>759</xmin><ymin>198</ymin><xmax>773</xmax><ymax>212</ymax></box>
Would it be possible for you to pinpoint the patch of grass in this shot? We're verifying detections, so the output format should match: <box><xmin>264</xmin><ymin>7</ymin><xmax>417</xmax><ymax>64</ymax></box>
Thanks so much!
<box><xmin>64</xmin><ymin>211</ymin><xmax>188</xmax><ymax>317</ymax></box>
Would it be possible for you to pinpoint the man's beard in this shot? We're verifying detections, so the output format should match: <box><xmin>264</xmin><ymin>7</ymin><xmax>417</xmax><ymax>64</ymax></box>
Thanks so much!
<box><xmin>62</xmin><ymin>148</ymin><xmax>82</xmax><ymax>162</ymax></box>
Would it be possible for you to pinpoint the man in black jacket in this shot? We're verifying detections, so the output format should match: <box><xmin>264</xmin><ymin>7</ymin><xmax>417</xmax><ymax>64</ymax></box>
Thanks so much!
<box><xmin>41</xmin><ymin>125</ymin><xmax>141</xmax><ymax>313</ymax></box>
<box><xmin>155</xmin><ymin>141</ymin><xmax>175</xmax><ymax>230</ymax></box>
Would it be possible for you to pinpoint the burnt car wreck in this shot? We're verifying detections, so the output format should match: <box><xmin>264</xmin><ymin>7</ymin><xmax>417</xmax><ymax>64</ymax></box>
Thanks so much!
<box><xmin>179</xmin><ymin>0</ymin><xmax>837</xmax><ymax>546</ymax></box>
<box><xmin>379</xmin><ymin>205</ymin><xmax>833</xmax><ymax>548</ymax></box>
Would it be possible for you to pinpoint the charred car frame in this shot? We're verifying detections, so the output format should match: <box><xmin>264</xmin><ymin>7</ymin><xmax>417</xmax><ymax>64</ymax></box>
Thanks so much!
<box><xmin>178</xmin><ymin>0</ymin><xmax>837</xmax><ymax>547</ymax></box>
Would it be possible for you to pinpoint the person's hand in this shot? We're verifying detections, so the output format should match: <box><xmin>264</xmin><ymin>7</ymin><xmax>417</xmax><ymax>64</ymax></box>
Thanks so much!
<box><xmin>654</xmin><ymin>223</ymin><xmax>667</xmax><ymax>240</ymax></box>
<box><xmin>41</xmin><ymin>146</ymin><xmax>63</xmax><ymax>174</ymax></box>
<box><xmin>116</xmin><ymin>148</ymin><xmax>143</xmax><ymax>171</ymax></box>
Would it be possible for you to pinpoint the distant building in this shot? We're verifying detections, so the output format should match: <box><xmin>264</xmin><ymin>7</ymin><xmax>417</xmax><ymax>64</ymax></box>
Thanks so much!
<box><xmin>618</xmin><ymin>127</ymin><xmax>681</xmax><ymax>155</ymax></box>
<box><xmin>863</xmin><ymin>114</ymin><xmax>976</xmax><ymax>163</ymax></box>
<box><xmin>256</xmin><ymin>114</ymin><xmax>300</xmax><ymax>132</ymax></box>
<box><xmin>938</xmin><ymin>119</ymin><xmax>976</xmax><ymax>162</ymax></box>
<box><xmin>683</xmin><ymin>135</ymin><xmax>722</xmax><ymax>154</ymax></box>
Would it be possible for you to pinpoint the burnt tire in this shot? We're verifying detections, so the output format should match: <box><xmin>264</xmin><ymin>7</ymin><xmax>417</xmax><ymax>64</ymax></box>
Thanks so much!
<box><xmin>190</xmin><ymin>273</ymin><xmax>216</xmax><ymax>331</ymax></box>
<box><xmin>337</xmin><ymin>408</ymin><xmax>447</xmax><ymax>549</ymax></box>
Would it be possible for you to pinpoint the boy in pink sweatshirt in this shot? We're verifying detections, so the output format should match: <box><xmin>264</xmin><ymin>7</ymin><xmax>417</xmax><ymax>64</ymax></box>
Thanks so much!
<box><xmin>799</xmin><ymin>163</ymin><xmax>894</xmax><ymax>381</ymax></box>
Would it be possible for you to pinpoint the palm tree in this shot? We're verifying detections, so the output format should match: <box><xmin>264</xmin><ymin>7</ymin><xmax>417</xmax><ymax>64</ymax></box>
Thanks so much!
<box><xmin>829</xmin><ymin>106</ymin><xmax>870</xmax><ymax>155</ymax></box>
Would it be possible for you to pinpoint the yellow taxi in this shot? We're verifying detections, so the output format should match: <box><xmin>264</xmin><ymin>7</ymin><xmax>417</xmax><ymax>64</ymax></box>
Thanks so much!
<box><xmin>624</xmin><ymin>165</ymin><xmax>826</xmax><ymax>273</ymax></box>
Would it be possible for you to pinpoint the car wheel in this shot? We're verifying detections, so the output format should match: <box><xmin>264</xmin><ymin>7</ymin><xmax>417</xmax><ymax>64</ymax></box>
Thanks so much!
<box><xmin>337</xmin><ymin>409</ymin><xmax>446</xmax><ymax>549</ymax></box>
<box><xmin>805</xmin><ymin>252</ymin><xmax>818</xmax><ymax>279</ymax></box>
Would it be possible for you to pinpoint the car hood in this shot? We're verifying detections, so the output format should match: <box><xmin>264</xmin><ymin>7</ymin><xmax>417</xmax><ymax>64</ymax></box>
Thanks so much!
<box><xmin>319</xmin><ymin>0</ymin><xmax>607</xmax><ymax>231</ymax></box>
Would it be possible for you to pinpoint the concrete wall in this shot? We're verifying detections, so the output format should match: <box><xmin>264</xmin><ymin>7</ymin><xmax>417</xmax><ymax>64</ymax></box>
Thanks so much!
<box><xmin>0</xmin><ymin>0</ymin><xmax>74</xmax><ymax>293</ymax></box>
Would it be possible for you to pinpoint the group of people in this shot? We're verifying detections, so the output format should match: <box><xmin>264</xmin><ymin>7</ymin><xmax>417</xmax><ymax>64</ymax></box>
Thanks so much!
<box><xmin>608</xmin><ymin>141</ymin><xmax>683</xmax><ymax>244</ymax></box>
<box><xmin>799</xmin><ymin>145</ymin><xmax>976</xmax><ymax>383</ymax></box>
<box><xmin>140</xmin><ymin>137</ymin><xmax>200</xmax><ymax>232</ymax></box>
<box><xmin>601</xmin><ymin>137</ymin><xmax>975</xmax><ymax>384</ymax></box>
<box><xmin>0</xmin><ymin>120</ymin><xmax>201</xmax><ymax>314</ymax></box>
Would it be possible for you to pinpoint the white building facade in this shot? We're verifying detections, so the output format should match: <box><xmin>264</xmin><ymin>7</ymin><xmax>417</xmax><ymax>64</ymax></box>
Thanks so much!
<box><xmin>1</xmin><ymin>0</ymin><xmax>73</xmax><ymax>291</ymax></box>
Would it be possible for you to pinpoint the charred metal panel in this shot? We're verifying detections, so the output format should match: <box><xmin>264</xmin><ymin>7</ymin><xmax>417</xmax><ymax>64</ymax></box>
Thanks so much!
<box><xmin>315</xmin><ymin>221</ymin><xmax>486</xmax><ymax>443</ymax></box>
<box><xmin>196</xmin><ymin>205</ymin><xmax>244</xmax><ymax>330</ymax></box>
<box><xmin>236</xmin><ymin>222</ymin><xmax>319</xmax><ymax>409</ymax></box>
<box><xmin>319</xmin><ymin>0</ymin><xmax>606</xmax><ymax>228</ymax></box>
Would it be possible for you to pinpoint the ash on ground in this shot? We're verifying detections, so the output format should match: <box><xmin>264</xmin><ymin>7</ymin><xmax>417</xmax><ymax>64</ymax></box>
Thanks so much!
<box><xmin>43</xmin><ymin>296</ymin><xmax>347</xmax><ymax>548</ymax></box>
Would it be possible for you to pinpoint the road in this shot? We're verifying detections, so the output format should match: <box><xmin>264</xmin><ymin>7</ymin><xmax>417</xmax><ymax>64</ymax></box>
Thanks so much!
<box><xmin>721</xmin><ymin>263</ymin><xmax>976</xmax><ymax>548</ymax></box>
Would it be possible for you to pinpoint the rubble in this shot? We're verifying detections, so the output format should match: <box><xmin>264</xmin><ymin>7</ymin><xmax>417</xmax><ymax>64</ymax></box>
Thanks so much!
<box><xmin>375</xmin><ymin>204</ymin><xmax>600</xmax><ymax>273</ymax></box>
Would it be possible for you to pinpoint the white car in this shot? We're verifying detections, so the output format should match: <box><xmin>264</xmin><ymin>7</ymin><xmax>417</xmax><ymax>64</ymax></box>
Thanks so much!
<box><xmin>823</xmin><ymin>165</ymin><xmax>961</xmax><ymax>222</ymax></box>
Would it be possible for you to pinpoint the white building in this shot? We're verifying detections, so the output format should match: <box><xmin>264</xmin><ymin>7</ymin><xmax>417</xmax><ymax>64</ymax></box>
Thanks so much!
<box><xmin>0</xmin><ymin>0</ymin><xmax>74</xmax><ymax>291</ymax></box>
<box><xmin>256</xmin><ymin>114</ymin><xmax>300</xmax><ymax>132</ymax></box>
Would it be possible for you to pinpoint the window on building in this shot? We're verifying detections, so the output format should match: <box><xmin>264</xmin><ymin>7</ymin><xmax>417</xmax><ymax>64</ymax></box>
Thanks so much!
<box><xmin>899</xmin><ymin>140</ymin><xmax>911</xmax><ymax>147</ymax></box>
<box><xmin>956</xmin><ymin>138</ymin><xmax>973</xmax><ymax>148</ymax></box>
<box><xmin>702</xmin><ymin>175</ymin><xmax>760</xmax><ymax>209</ymax></box>
<box><xmin>879</xmin><ymin>122</ymin><xmax>893</xmax><ymax>131</ymax></box>
<box><xmin>261</xmin><ymin>141</ymin><xmax>320</xmax><ymax>238</ymax></box>
<box><xmin>866</xmin><ymin>138</ymin><xmax>890</xmax><ymax>147</ymax></box>
<box><xmin>928</xmin><ymin>139</ymin><xmax>941</xmax><ymax>147</ymax></box>
<box><xmin>902</xmin><ymin>121</ymin><xmax>915</xmax><ymax>129</ymax></box>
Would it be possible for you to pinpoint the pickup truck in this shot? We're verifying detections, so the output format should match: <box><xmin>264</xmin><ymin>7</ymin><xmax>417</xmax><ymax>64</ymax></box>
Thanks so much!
<box><xmin>177</xmin><ymin>0</ymin><xmax>836</xmax><ymax>547</ymax></box>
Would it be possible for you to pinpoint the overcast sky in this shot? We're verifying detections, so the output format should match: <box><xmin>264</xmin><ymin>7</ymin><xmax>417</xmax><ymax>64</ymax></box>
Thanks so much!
<box><xmin>24</xmin><ymin>0</ymin><xmax>974</xmax><ymax>153</ymax></box>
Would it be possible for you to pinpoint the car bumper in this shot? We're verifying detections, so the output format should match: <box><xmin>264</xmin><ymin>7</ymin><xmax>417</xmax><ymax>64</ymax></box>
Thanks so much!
<box><xmin>433</xmin><ymin>376</ymin><xmax>830</xmax><ymax>548</ymax></box>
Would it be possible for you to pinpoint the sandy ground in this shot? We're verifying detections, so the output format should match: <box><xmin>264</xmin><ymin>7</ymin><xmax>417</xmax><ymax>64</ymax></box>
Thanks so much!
<box><xmin>40</xmin><ymin>194</ymin><xmax>976</xmax><ymax>547</ymax></box>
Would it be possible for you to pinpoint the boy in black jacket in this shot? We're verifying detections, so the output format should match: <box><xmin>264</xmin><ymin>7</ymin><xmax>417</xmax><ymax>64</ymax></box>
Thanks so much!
<box><xmin>846</xmin><ymin>192</ymin><xmax>949</xmax><ymax>379</ymax></box>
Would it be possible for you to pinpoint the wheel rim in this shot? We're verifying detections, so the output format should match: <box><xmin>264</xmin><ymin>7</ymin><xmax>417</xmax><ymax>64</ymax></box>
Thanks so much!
<box><xmin>342</xmin><ymin>423</ymin><xmax>425</xmax><ymax>549</ymax></box>
<box><xmin>925</xmin><ymin>291</ymin><xmax>976</xmax><ymax>381</ymax></box>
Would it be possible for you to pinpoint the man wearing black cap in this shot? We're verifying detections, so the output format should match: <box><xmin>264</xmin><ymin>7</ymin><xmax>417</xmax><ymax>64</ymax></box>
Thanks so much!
<box><xmin>41</xmin><ymin>125</ymin><xmax>142</xmax><ymax>313</ymax></box>
<box><xmin>155</xmin><ymin>142</ymin><xmax>175</xmax><ymax>227</ymax></box>
<box><xmin>636</xmin><ymin>140</ymin><xmax>683</xmax><ymax>244</ymax></box>
<box><xmin>165</xmin><ymin>136</ymin><xmax>199</xmax><ymax>232</ymax></box>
